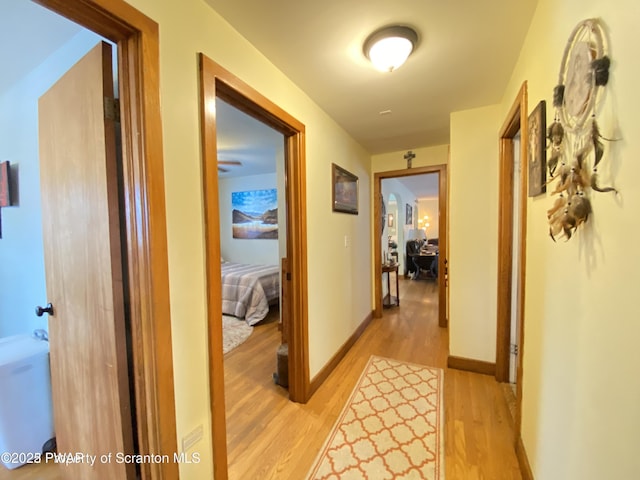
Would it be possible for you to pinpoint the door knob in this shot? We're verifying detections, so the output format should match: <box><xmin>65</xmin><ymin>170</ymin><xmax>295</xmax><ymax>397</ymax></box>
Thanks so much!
<box><xmin>35</xmin><ymin>303</ymin><xmax>54</xmax><ymax>317</ymax></box>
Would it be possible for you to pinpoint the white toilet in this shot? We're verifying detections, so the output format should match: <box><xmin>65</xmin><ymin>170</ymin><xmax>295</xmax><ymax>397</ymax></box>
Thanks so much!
<box><xmin>0</xmin><ymin>334</ymin><xmax>55</xmax><ymax>470</ymax></box>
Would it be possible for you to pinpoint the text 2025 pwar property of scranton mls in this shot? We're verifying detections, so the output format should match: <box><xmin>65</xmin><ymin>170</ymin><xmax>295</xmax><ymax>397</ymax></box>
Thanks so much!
<box><xmin>0</xmin><ymin>451</ymin><xmax>201</xmax><ymax>467</ymax></box>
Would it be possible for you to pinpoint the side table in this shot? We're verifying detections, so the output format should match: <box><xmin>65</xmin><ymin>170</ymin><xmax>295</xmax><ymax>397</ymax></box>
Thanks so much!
<box><xmin>382</xmin><ymin>263</ymin><xmax>399</xmax><ymax>308</ymax></box>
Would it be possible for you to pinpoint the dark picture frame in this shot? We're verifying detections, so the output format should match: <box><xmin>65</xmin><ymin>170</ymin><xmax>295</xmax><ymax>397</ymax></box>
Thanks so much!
<box><xmin>332</xmin><ymin>163</ymin><xmax>358</xmax><ymax>214</ymax></box>
<box><xmin>528</xmin><ymin>100</ymin><xmax>546</xmax><ymax>196</ymax></box>
<box><xmin>405</xmin><ymin>203</ymin><xmax>412</xmax><ymax>225</ymax></box>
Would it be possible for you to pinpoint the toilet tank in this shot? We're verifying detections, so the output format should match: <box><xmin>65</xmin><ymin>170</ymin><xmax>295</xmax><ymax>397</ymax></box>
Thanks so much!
<box><xmin>0</xmin><ymin>334</ymin><xmax>55</xmax><ymax>470</ymax></box>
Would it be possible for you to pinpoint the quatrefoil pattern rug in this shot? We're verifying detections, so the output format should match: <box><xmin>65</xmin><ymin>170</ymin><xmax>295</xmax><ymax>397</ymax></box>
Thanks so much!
<box><xmin>307</xmin><ymin>356</ymin><xmax>444</xmax><ymax>479</ymax></box>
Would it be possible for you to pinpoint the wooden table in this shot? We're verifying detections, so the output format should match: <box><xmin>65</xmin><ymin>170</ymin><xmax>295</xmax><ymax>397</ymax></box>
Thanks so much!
<box><xmin>382</xmin><ymin>263</ymin><xmax>399</xmax><ymax>308</ymax></box>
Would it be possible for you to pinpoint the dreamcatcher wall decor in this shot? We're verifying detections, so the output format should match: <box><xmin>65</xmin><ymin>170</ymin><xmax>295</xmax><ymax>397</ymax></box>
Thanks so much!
<box><xmin>546</xmin><ymin>18</ymin><xmax>618</xmax><ymax>241</ymax></box>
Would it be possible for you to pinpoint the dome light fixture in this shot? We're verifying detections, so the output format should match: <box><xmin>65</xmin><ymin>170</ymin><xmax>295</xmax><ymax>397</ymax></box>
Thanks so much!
<box><xmin>363</xmin><ymin>25</ymin><xmax>418</xmax><ymax>72</ymax></box>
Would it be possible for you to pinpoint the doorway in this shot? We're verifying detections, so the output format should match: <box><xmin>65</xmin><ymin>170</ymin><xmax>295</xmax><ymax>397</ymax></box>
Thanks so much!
<box><xmin>199</xmin><ymin>54</ymin><xmax>308</xmax><ymax>480</ymax></box>
<box><xmin>0</xmin><ymin>1</ymin><xmax>177</xmax><ymax>479</ymax></box>
<box><xmin>373</xmin><ymin>165</ymin><xmax>448</xmax><ymax>327</ymax></box>
<box><xmin>496</xmin><ymin>82</ymin><xmax>528</xmax><ymax>439</ymax></box>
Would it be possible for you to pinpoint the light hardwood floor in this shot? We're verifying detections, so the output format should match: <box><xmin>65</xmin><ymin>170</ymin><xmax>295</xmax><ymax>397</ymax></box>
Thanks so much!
<box><xmin>224</xmin><ymin>277</ymin><xmax>523</xmax><ymax>479</ymax></box>
<box><xmin>2</xmin><ymin>277</ymin><xmax>521</xmax><ymax>479</ymax></box>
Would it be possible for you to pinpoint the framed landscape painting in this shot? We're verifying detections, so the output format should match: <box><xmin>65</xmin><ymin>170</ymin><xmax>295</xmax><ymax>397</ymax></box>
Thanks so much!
<box><xmin>231</xmin><ymin>188</ymin><xmax>278</xmax><ymax>239</ymax></box>
<box><xmin>332</xmin><ymin>163</ymin><xmax>358</xmax><ymax>214</ymax></box>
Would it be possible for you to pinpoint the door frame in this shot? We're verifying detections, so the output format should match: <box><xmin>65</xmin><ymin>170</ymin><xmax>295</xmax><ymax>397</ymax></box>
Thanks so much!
<box><xmin>373</xmin><ymin>165</ymin><xmax>448</xmax><ymax>327</ymax></box>
<box><xmin>495</xmin><ymin>82</ymin><xmax>528</xmax><ymax>439</ymax></box>
<box><xmin>35</xmin><ymin>1</ymin><xmax>178</xmax><ymax>478</ymax></box>
<box><xmin>198</xmin><ymin>54</ymin><xmax>309</xmax><ymax>480</ymax></box>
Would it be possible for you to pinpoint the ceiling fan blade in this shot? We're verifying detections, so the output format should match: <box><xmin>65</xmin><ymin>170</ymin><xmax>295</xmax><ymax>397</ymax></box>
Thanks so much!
<box><xmin>217</xmin><ymin>160</ymin><xmax>242</xmax><ymax>166</ymax></box>
<box><xmin>218</xmin><ymin>166</ymin><xmax>229</xmax><ymax>173</ymax></box>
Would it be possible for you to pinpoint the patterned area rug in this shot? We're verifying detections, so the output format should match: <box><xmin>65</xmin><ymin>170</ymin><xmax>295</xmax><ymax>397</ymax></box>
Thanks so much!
<box><xmin>222</xmin><ymin>315</ymin><xmax>253</xmax><ymax>354</ymax></box>
<box><xmin>307</xmin><ymin>356</ymin><xmax>444</xmax><ymax>480</ymax></box>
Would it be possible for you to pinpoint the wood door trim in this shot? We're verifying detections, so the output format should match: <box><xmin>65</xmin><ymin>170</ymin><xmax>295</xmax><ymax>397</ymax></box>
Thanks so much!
<box><xmin>496</xmin><ymin>82</ymin><xmax>528</xmax><ymax>443</ymax></box>
<box><xmin>199</xmin><ymin>54</ymin><xmax>309</xmax><ymax>480</ymax></box>
<box><xmin>35</xmin><ymin>2</ymin><xmax>178</xmax><ymax>479</ymax></box>
<box><xmin>373</xmin><ymin>165</ymin><xmax>448</xmax><ymax>328</ymax></box>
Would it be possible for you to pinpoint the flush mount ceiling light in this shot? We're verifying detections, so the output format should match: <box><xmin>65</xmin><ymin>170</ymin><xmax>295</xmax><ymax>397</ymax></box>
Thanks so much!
<box><xmin>363</xmin><ymin>25</ymin><xmax>418</xmax><ymax>72</ymax></box>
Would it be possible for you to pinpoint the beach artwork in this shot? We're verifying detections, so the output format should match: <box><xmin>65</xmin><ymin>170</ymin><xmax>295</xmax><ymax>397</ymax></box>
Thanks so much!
<box><xmin>231</xmin><ymin>188</ymin><xmax>278</xmax><ymax>239</ymax></box>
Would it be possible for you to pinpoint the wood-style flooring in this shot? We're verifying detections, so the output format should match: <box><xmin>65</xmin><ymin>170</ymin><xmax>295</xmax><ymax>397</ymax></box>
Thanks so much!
<box><xmin>1</xmin><ymin>277</ymin><xmax>521</xmax><ymax>479</ymax></box>
<box><xmin>224</xmin><ymin>277</ymin><xmax>523</xmax><ymax>479</ymax></box>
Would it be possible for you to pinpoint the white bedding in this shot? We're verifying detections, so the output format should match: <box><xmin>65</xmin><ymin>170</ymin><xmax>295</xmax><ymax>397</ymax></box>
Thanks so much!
<box><xmin>221</xmin><ymin>262</ymin><xmax>279</xmax><ymax>325</ymax></box>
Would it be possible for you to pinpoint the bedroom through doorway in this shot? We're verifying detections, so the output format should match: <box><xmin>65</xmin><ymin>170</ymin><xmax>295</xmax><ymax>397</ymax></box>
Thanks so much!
<box><xmin>199</xmin><ymin>54</ymin><xmax>310</xmax><ymax>478</ymax></box>
<box><xmin>216</xmin><ymin>97</ymin><xmax>286</xmax><ymax>358</ymax></box>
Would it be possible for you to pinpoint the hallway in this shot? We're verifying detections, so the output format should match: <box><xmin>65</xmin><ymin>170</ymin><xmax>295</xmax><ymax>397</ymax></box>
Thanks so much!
<box><xmin>225</xmin><ymin>277</ymin><xmax>522</xmax><ymax>479</ymax></box>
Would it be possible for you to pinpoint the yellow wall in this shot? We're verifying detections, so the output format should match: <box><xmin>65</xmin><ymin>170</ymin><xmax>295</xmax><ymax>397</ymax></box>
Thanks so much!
<box><xmin>449</xmin><ymin>105</ymin><xmax>502</xmax><ymax>362</ymax></box>
<box><xmin>371</xmin><ymin>144</ymin><xmax>448</xmax><ymax>172</ymax></box>
<box><xmin>124</xmin><ymin>0</ymin><xmax>372</xmax><ymax>477</ymax></box>
<box><xmin>451</xmin><ymin>0</ymin><xmax>640</xmax><ymax>477</ymax></box>
<box><xmin>510</xmin><ymin>1</ymin><xmax>640</xmax><ymax>478</ymax></box>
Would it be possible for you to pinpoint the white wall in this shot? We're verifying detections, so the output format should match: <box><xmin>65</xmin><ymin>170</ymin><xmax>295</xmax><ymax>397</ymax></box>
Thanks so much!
<box><xmin>120</xmin><ymin>1</ymin><xmax>373</xmax><ymax>477</ymax></box>
<box><xmin>0</xmin><ymin>30</ymin><xmax>102</xmax><ymax>338</ymax></box>
<box><xmin>218</xmin><ymin>173</ymin><xmax>280</xmax><ymax>266</ymax></box>
<box><xmin>502</xmin><ymin>1</ymin><xmax>640</xmax><ymax>478</ymax></box>
<box><xmin>381</xmin><ymin>178</ymin><xmax>417</xmax><ymax>276</ymax></box>
<box><xmin>417</xmin><ymin>197</ymin><xmax>439</xmax><ymax>240</ymax></box>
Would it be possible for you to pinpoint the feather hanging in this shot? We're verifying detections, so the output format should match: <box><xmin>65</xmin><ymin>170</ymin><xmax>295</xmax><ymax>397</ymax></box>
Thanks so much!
<box><xmin>546</xmin><ymin>122</ymin><xmax>564</xmax><ymax>176</ymax></box>
<box><xmin>590</xmin><ymin>173</ymin><xmax>617</xmax><ymax>193</ymax></box>
<box><xmin>575</xmin><ymin>144</ymin><xmax>589</xmax><ymax>170</ymax></box>
<box><xmin>592</xmin><ymin>56</ymin><xmax>611</xmax><ymax>86</ymax></box>
<box><xmin>546</xmin><ymin>195</ymin><xmax>566</xmax><ymax>219</ymax></box>
<box><xmin>553</xmin><ymin>85</ymin><xmax>565</xmax><ymax>108</ymax></box>
<box><xmin>547</xmin><ymin>121</ymin><xmax>564</xmax><ymax>146</ymax></box>
<box><xmin>547</xmin><ymin>149</ymin><xmax>561</xmax><ymax>177</ymax></box>
<box><xmin>568</xmin><ymin>193</ymin><xmax>592</xmax><ymax>225</ymax></box>
<box><xmin>591</xmin><ymin>119</ymin><xmax>605</xmax><ymax>169</ymax></box>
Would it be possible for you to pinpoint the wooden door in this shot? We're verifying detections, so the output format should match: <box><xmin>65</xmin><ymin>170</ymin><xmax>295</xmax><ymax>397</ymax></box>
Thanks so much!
<box><xmin>38</xmin><ymin>42</ymin><xmax>135</xmax><ymax>479</ymax></box>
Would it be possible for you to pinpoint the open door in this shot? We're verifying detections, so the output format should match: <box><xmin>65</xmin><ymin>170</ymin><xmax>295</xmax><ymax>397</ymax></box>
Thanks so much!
<box><xmin>38</xmin><ymin>42</ymin><xmax>135</xmax><ymax>479</ymax></box>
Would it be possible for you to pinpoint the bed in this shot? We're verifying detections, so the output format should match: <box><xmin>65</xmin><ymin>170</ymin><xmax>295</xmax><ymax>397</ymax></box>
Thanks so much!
<box><xmin>221</xmin><ymin>262</ymin><xmax>280</xmax><ymax>325</ymax></box>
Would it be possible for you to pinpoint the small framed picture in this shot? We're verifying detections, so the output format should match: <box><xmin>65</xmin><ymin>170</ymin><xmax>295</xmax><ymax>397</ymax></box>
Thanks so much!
<box><xmin>0</xmin><ymin>161</ymin><xmax>10</xmax><ymax>207</ymax></box>
<box><xmin>405</xmin><ymin>203</ymin><xmax>413</xmax><ymax>225</ymax></box>
<box><xmin>332</xmin><ymin>163</ymin><xmax>358</xmax><ymax>214</ymax></box>
<box><xmin>528</xmin><ymin>100</ymin><xmax>546</xmax><ymax>197</ymax></box>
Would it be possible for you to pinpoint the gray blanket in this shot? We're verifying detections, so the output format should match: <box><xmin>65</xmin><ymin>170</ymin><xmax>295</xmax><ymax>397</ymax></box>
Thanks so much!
<box><xmin>221</xmin><ymin>263</ymin><xmax>279</xmax><ymax>325</ymax></box>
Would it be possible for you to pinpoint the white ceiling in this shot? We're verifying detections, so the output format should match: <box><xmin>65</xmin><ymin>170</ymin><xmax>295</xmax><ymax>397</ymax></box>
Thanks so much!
<box><xmin>216</xmin><ymin>98</ymin><xmax>283</xmax><ymax>178</ymax></box>
<box><xmin>396</xmin><ymin>174</ymin><xmax>439</xmax><ymax>201</ymax></box>
<box><xmin>0</xmin><ymin>0</ymin><xmax>81</xmax><ymax>95</ymax></box>
<box><xmin>204</xmin><ymin>0</ymin><xmax>538</xmax><ymax>154</ymax></box>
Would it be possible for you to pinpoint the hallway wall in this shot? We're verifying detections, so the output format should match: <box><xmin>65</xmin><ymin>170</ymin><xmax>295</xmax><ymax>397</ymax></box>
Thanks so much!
<box><xmin>506</xmin><ymin>1</ymin><xmax>640</xmax><ymax>478</ymax></box>
<box><xmin>123</xmin><ymin>1</ymin><xmax>373</xmax><ymax>477</ymax></box>
<box><xmin>449</xmin><ymin>0</ymin><xmax>640</xmax><ymax>478</ymax></box>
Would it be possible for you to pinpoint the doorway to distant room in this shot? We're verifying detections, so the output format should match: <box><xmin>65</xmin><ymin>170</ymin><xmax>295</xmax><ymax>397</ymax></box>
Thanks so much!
<box><xmin>374</xmin><ymin>165</ymin><xmax>448</xmax><ymax>328</ymax></box>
